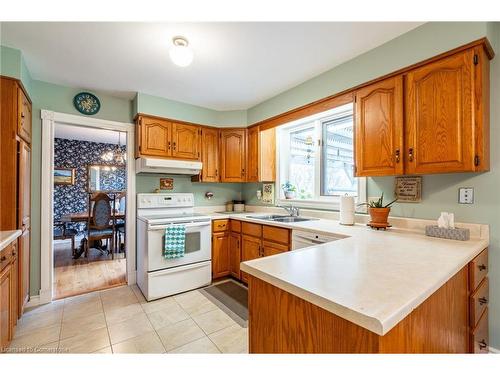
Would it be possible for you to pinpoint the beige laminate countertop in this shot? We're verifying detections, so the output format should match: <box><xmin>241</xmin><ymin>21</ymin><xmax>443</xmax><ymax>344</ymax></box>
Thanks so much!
<box><xmin>209</xmin><ymin>212</ymin><xmax>489</xmax><ymax>336</ymax></box>
<box><xmin>0</xmin><ymin>230</ymin><xmax>22</xmax><ymax>251</ymax></box>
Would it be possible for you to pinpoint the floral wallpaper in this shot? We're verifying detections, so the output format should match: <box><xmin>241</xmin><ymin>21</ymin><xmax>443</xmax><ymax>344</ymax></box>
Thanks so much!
<box><xmin>54</xmin><ymin>138</ymin><xmax>126</xmax><ymax>233</ymax></box>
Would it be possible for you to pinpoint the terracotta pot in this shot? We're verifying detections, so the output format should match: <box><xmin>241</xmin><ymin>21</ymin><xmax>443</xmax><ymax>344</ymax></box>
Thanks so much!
<box><xmin>368</xmin><ymin>207</ymin><xmax>390</xmax><ymax>225</ymax></box>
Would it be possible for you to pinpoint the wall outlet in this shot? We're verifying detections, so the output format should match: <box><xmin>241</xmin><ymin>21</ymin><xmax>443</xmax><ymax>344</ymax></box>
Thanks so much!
<box><xmin>458</xmin><ymin>187</ymin><xmax>474</xmax><ymax>204</ymax></box>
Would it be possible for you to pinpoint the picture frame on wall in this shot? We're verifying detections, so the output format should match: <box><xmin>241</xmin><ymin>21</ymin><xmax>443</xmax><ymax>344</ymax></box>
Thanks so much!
<box><xmin>54</xmin><ymin>167</ymin><xmax>76</xmax><ymax>185</ymax></box>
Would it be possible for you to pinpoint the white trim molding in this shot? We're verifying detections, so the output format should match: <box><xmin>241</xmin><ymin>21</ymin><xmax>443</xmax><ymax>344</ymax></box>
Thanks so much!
<box><xmin>40</xmin><ymin>110</ymin><xmax>136</xmax><ymax>304</ymax></box>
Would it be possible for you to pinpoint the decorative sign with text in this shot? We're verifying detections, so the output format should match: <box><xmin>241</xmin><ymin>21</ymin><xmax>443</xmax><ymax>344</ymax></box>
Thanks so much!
<box><xmin>160</xmin><ymin>178</ymin><xmax>174</xmax><ymax>190</ymax></box>
<box><xmin>395</xmin><ymin>176</ymin><xmax>422</xmax><ymax>203</ymax></box>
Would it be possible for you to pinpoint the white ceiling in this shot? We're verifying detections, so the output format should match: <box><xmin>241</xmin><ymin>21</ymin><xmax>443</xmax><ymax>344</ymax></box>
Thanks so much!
<box><xmin>1</xmin><ymin>22</ymin><xmax>423</xmax><ymax>110</ymax></box>
<box><xmin>55</xmin><ymin>123</ymin><xmax>126</xmax><ymax>145</ymax></box>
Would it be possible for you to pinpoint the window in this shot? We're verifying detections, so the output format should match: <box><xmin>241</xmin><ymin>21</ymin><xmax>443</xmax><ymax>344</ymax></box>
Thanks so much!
<box><xmin>277</xmin><ymin>103</ymin><xmax>366</xmax><ymax>208</ymax></box>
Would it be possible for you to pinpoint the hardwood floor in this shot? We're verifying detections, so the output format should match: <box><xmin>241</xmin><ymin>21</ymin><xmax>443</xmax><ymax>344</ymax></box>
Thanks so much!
<box><xmin>53</xmin><ymin>240</ymin><xmax>126</xmax><ymax>300</ymax></box>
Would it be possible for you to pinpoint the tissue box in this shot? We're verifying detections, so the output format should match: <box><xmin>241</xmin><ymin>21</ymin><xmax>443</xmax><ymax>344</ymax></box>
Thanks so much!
<box><xmin>425</xmin><ymin>225</ymin><xmax>470</xmax><ymax>241</ymax></box>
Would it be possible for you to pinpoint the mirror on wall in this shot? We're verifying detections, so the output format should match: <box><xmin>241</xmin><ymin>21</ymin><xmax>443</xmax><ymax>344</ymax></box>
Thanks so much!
<box><xmin>87</xmin><ymin>164</ymin><xmax>126</xmax><ymax>193</ymax></box>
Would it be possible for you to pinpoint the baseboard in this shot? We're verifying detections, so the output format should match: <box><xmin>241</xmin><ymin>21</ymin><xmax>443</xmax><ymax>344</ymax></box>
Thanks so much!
<box><xmin>24</xmin><ymin>295</ymin><xmax>41</xmax><ymax>308</ymax></box>
<box><xmin>490</xmin><ymin>346</ymin><xmax>500</xmax><ymax>354</ymax></box>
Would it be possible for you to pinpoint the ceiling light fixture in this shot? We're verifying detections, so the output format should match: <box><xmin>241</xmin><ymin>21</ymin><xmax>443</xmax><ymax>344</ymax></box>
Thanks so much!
<box><xmin>169</xmin><ymin>36</ymin><xmax>193</xmax><ymax>67</ymax></box>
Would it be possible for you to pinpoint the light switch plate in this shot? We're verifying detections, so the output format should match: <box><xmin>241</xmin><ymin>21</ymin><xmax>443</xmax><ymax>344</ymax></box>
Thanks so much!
<box><xmin>458</xmin><ymin>187</ymin><xmax>474</xmax><ymax>204</ymax></box>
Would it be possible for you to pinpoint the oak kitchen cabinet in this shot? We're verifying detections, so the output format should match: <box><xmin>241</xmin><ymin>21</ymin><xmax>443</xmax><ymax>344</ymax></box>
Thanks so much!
<box><xmin>0</xmin><ymin>241</ymin><xmax>19</xmax><ymax>351</ymax></box>
<box><xmin>196</xmin><ymin>127</ymin><xmax>219</xmax><ymax>182</ymax></box>
<box><xmin>0</xmin><ymin>76</ymin><xmax>32</xmax><ymax>344</ymax></box>
<box><xmin>354</xmin><ymin>42</ymin><xmax>492</xmax><ymax>177</ymax></box>
<box><xmin>136</xmin><ymin>115</ymin><xmax>200</xmax><ymax>160</ymax></box>
<box><xmin>212</xmin><ymin>220</ymin><xmax>230</xmax><ymax>279</ymax></box>
<box><xmin>246</xmin><ymin>126</ymin><xmax>276</xmax><ymax>182</ymax></box>
<box><xmin>220</xmin><ymin>129</ymin><xmax>247</xmax><ymax>182</ymax></box>
<box><xmin>355</xmin><ymin>76</ymin><xmax>404</xmax><ymax>176</ymax></box>
<box><xmin>229</xmin><ymin>220</ymin><xmax>242</xmax><ymax>279</ymax></box>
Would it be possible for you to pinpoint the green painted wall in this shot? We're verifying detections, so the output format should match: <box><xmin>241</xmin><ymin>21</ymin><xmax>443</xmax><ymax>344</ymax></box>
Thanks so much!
<box><xmin>1</xmin><ymin>45</ymin><xmax>22</xmax><ymax>79</ymax></box>
<box><xmin>135</xmin><ymin>92</ymin><xmax>247</xmax><ymax>126</ymax></box>
<box><xmin>137</xmin><ymin>175</ymin><xmax>241</xmax><ymax>205</ymax></box>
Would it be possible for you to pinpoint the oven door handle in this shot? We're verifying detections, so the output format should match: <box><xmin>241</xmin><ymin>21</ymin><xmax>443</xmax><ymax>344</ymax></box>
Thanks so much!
<box><xmin>148</xmin><ymin>222</ymin><xmax>210</xmax><ymax>231</ymax></box>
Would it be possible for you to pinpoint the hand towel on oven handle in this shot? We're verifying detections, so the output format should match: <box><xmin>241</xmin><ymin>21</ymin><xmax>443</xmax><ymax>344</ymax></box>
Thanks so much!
<box><xmin>163</xmin><ymin>224</ymin><xmax>186</xmax><ymax>259</ymax></box>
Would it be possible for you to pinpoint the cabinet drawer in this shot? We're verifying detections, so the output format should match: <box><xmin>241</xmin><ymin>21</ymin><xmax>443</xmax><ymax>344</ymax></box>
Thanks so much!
<box><xmin>0</xmin><ymin>244</ymin><xmax>14</xmax><ymax>272</ymax></box>
<box><xmin>470</xmin><ymin>277</ymin><xmax>489</xmax><ymax>328</ymax></box>
<box><xmin>213</xmin><ymin>219</ymin><xmax>229</xmax><ymax>232</ymax></box>
<box><xmin>262</xmin><ymin>241</ymin><xmax>289</xmax><ymax>257</ymax></box>
<box><xmin>242</xmin><ymin>222</ymin><xmax>262</xmax><ymax>237</ymax></box>
<box><xmin>263</xmin><ymin>225</ymin><xmax>290</xmax><ymax>245</ymax></box>
<box><xmin>469</xmin><ymin>248</ymin><xmax>488</xmax><ymax>291</ymax></box>
<box><xmin>471</xmin><ymin>308</ymin><xmax>488</xmax><ymax>354</ymax></box>
<box><xmin>230</xmin><ymin>220</ymin><xmax>241</xmax><ymax>233</ymax></box>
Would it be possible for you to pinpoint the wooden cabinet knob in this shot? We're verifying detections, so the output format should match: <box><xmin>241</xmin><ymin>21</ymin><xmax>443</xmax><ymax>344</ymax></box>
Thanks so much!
<box><xmin>0</xmin><ymin>256</ymin><xmax>6</xmax><ymax>262</ymax></box>
<box><xmin>408</xmin><ymin>147</ymin><xmax>414</xmax><ymax>162</ymax></box>
<box><xmin>478</xmin><ymin>264</ymin><xmax>487</xmax><ymax>271</ymax></box>
<box><xmin>395</xmin><ymin>149</ymin><xmax>400</xmax><ymax>163</ymax></box>
<box><xmin>478</xmin><ymin>297</ymin><xmax>488</xmax><ymax>305</ymax></box>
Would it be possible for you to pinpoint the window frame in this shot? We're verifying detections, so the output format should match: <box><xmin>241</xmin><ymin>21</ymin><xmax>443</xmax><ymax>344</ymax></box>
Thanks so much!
<box><xmin>276</xmin><ymin>104</ymin><xmax>366</xmax><ymax>211</ymax></box>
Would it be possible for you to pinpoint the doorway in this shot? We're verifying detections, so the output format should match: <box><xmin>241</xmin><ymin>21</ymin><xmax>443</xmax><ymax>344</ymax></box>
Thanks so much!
<box><xmin>52</xmin><ymin>124</ymin><xmax>128</xmax><ymax>299</ymax></box>
<box><xmin>39</xmin><ymin>111</ymin><xmax>136</xmax><ymax>304</ymax></box>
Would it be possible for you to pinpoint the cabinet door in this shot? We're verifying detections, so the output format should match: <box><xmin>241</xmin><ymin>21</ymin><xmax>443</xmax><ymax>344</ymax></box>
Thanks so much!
<box><xmin>17</xmin><ymin>87</ymin><xmax>32</xmax><ymax>144</ymax></box>
<box><xmin>406</xmin><ymin>50</ymin><xmax>474</xmax><ymax>174</ymax></box>
<box><xmin>139</xmin><ymin>117</ymin><xmax>172</xmax><ymax>157</ymax></box>
<box><xmin>18</xmin><ymin>140</ymin><xmax>31</xmax><ymax>231</ymax></box>
<box><xmin>11</xmin><ymin>243</ymin><xmax>18</xmax><ymax>323</ymax></box>
<box><xmin>19</xmin><ymin>229</ymin><xmax>30</xmax><ymax>311</ymax></box>
<box><xmin>172</xmin><ymin>123</ymin><xmax>200</xmax><ymax>160</ymax></box>
<box><xmin>0</xmin><ymin>262</ymin><xmax>13</xmax><ymax>348</ymax></box>
<box><xmin>230</xmin><ymin>232</ymin><xmax>241</xmax><ymax>279</ymax></box>
<box><xmin>220</xmin><ymin>129</ymin><xmax>246</xmax><ymax>182</ymax></box>
<box><xmin>212</xmin><ymin>232</ymin><xmax>230</xmax><ymax>279</ymax></box>
<box><xmin>246</xmin><ymin>127</ymin><xmax>259</xmax><ymax>182</ymax></box>
<box><xmin>262</xmin><ymin>241</ymin><xmax>289</xmax><ymax>257</ymax></box>
<box><xmin>241</xmin><ymin>235</ymin><xmax>261</xmax><ymax>283</ymax></box>
<box><xmin>259</xmin><ymin>127</ymin><xmax>276</xmax><ymax>182</ymax></box>
<box><xmin>355</xmin><ymin>76</ymin><xmax>404</xmax><ymax>176</ymax></box>
<box><xmin>200</xmin><ymin>128</ymin><xmax>219</xmax><ymax>182</ymax></box>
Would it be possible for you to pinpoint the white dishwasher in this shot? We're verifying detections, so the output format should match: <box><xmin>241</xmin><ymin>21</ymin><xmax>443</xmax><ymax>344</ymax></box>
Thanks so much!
<box><xmin>292</xmin><ymin>230</ymin><xmax>342</xmax><ymax>250</ymax></box>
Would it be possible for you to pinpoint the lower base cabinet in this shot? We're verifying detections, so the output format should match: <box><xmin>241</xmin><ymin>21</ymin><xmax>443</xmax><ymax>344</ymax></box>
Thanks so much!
<box><xmin>212</xmin><ymin>219</ymin><xmax>291</xmax><ymax>283</ymax></box>
<box><xmin>212</xmin><ymin>231</ymin><xmax>230</xmax><ymax>279</ymax></box>
<box><xmin>0</xmin><ymin>241</ymin><xmax>18</xmax><ymax>351</ymax></box>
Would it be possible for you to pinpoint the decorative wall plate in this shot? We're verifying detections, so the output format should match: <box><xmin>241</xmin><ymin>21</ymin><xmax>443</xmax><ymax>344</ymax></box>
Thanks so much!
<box><xmin>73</xmin><ymin>92</ymin><xmax>101</xmax><ymax>115</ymax></box>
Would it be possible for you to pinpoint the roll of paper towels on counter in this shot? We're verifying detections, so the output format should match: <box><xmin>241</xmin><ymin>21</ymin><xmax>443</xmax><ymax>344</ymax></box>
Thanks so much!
<box><xmin>340</xmin><ymin>195</ymin><xmax>355</xmax><ymax>225</ymax></box>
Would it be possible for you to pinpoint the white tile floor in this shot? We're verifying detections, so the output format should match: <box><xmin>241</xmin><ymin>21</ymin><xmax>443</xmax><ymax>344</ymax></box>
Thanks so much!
<box><xmin>7</xmin><ymin>285</ymin><xmax>248</xmax><ymax>354</ymax></box>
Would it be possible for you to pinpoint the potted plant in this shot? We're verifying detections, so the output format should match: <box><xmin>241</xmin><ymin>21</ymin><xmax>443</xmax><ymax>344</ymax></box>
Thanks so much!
<box><xmin>281</xmin><ymin>182</ymin><xmax>297</xmax><ymax>199</ymax></box>
<box><xmin>361</xmin><ymin>193</ymin><xmax>397</xmax><ymax>226</ymax></box>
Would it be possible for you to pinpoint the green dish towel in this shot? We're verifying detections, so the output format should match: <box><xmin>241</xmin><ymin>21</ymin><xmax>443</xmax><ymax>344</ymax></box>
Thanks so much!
<box><xmin>163</xmin><ymin>225</ymin><xmax>186</xmax><ymax>259</ymax></box>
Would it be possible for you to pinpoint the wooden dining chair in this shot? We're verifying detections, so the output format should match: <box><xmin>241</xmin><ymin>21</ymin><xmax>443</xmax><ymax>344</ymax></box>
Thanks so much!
<box><xmin>115</xmin><ymin>191</ymin><xmax>126</xmax><ymax>257</ymax></box>
<box><xmin>83</xmin><ymin>192</ymin><xmax>116</xmax><ymax>259</ymax></box>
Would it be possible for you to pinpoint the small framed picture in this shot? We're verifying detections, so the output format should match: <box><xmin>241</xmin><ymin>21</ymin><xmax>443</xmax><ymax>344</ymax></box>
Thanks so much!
<box><xmin>160</xmin><ymin>178</ymin><xmax>174</xmax><ymax>190</ymax></box>
<box><xmin>54</xmin><ymin>167</ymin><xmax>75</xmax><ymax>185</ymax></box>
<box><xmin>395</xmin><ymin>176</ymin><xmax>422</xmax><ymax>203</ymax></box>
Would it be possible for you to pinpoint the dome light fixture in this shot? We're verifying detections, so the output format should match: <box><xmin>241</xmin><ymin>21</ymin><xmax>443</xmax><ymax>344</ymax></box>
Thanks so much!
<box><xmin>169</xmin><ymin>36</ymin><xmax>193</xmax><ymax>67</ymax></box>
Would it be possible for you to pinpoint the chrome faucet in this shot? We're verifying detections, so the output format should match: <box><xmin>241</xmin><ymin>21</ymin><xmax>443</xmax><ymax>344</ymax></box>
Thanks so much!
<box><xmin>277</xmin><ymin>205</ymin><xmax>300</xmax><ymax>217</ymax></box>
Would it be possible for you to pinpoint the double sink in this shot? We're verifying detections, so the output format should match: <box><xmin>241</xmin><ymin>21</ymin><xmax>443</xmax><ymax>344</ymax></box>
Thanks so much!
<box><xmin>246</xmin><ymin>214</ymin><xmax>315</xmax><ymax>223</ymax></box>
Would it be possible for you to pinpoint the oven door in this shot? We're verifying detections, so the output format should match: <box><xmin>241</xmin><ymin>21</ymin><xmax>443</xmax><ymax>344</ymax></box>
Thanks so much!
<box><xmin>146</xmin><ymin>221</ymin><xmax>211</xmax><ymax>272</ymax></box>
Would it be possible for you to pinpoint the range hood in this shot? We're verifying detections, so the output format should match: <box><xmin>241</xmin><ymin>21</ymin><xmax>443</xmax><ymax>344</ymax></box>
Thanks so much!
<box><xmin>135</xmin><ymin>157</ymin><xmax>202</xmax><ymax>175</ymax></box>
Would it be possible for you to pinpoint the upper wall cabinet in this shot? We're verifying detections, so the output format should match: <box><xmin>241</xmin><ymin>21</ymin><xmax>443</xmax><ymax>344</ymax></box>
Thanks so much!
<box><xmin>405</xmin><ymin>48</ymin><xmax>487</xmax><ymax>174</ymax></box>
<box><xmin>195</xmin><ymin>127</ymin><xmax>219</xmax><ymax>183</ymax></box>
<box><xmin>355</xmin><ymin>76</ymin><xmax>404</xmax><ymax>176</ymax></box>
<box><xmin>220</xmin><ymin>129</ymin><xmax>247</xmax><ymax>182</ymax></box>
<box><xmin>246</xmin><ymin>126</ymin><xmax>276</xmax><ymax>182</ymax></box>
<box><xmin>136</xmin><ymin>115</ymin><xmax>200</xmax><ymax>160</ymax></box>
<box><xmin>354</xmin><ymin>42</ymin><xmax>492</xmax><ymax>176</ymax></box>
<box><xmin>137</xmin><ymin>116</ymin><xmax>172</xmax><ymax>158</ymax></box>
<box><xmin>171</xmin><ymin>123</ymin><xmax>200</xmax><ymax>160</ymax></box>
<box><xmin>17</xmin><ymin>88</ymin><xmax>32</xmax><ymax>144</ymax></box>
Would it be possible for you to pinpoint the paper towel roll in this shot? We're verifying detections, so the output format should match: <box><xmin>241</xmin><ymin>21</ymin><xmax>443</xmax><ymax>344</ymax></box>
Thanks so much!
<box><xmin>340</xmin><ymin>195</ymin><xmax>355</xmax><ymax>225</ymax></box>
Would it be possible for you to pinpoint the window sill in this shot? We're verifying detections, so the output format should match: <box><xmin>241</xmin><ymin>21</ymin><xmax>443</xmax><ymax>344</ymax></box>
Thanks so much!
<box><xmin>277</xmin><ymin>198</ymin><xmax>367</xmax><ymax>213</ymax></box>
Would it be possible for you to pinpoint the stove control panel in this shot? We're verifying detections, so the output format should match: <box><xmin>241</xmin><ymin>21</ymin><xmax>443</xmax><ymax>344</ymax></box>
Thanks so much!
<box><xmin>137</xmin><ymin>193</ymin><xmax>194</xmax><ymax>208</ymax></box>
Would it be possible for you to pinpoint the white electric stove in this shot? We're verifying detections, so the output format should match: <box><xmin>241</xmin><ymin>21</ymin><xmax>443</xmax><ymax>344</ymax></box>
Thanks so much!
<box><xmin>136</xmin><ymin>193</ymin><xmax>212</xmax><ymax>301</ymax></box>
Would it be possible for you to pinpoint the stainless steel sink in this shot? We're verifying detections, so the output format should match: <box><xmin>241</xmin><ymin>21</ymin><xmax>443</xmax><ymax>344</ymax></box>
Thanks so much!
<box><xmin>271</xmin><ymin>216</ymin><xmax>315</xmax><ymax>223</ymax></box>
<box><xmin>246</xmin><ymin>214</ymin><xmax>289</xmax><ymax>220</ymax></box>
<box><xmin>246</xmin><ymin>215</ymin><xmax>315</xmax><ymax>223</ymax></box>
